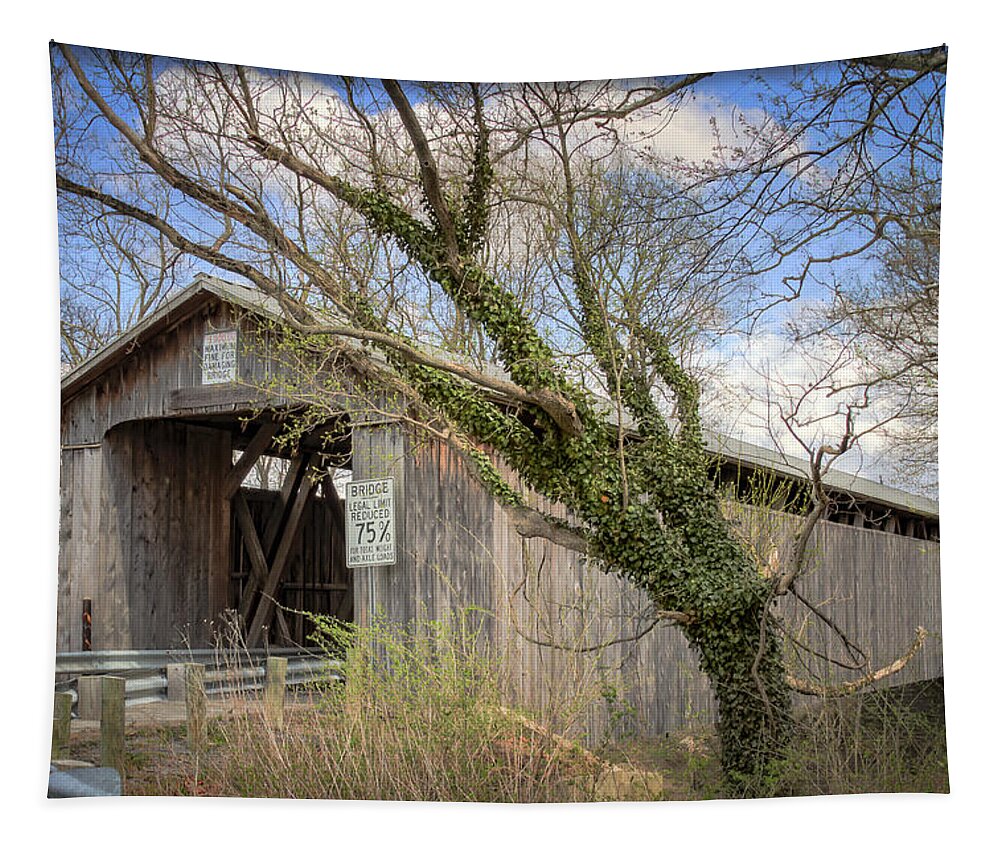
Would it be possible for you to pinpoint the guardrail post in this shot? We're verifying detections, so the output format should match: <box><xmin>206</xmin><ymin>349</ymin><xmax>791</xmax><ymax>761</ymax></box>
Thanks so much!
<box><xmin>166</xmin><ymin>663</ymin><xmax>186</xmax><ymax>702</ymax></box>
<box><xmin>184</xmin><ymin>663</ymin><xmax>207</xmax><ymax>753</ymax></box>
<box><xmin>77</xmin><ymin>675</ymin><xmax>102</xmax><ymax>721</ymax></box>
<box><xmin>52</xmin><ymin>692</ymin><xmax>73</xmax><ymax>759</ymax></box>
<box><xmin>100</xmin><ymin>676</ymin><xmax>126</xmax><ymax>774</ymax></box>
<box><xmin>264</xmin><ymin>656</ymin><xmax>288</xmax><ymax>729</ymax></box>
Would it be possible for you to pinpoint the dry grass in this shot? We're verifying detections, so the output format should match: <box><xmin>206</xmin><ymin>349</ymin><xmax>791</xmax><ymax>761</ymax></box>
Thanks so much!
<box><xmin>62</xmin><ymin>618</ymin><xmax>948</xmax><ymax>801</ymax></box>
<box><xmin>771</xmin><ymin>679</ymin><xmax>949</xmax><ymax>797</ymax></box>
<box><xmin>195</xmin><ymin>613</ymin><xmax>616</xmax><ymax>801</ymax></box>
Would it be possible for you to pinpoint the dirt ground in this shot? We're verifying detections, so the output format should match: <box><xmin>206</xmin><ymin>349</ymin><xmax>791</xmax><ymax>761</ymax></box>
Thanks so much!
<box><xmin>69</xmin><ymin>697</ymin><xmax>238</xmax><ymax>735</ymax></box>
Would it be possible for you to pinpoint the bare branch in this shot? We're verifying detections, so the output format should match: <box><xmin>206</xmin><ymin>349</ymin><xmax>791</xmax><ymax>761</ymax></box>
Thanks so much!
<box><xmin>503</xmin><ymin>504</ymin><xmax>589</xmax><ymax>554</ymax></box>
<box><xmin>286</xmin><ymin>318</ymin><xmax>584</xmax><ymax>437</ymax></box>
<box><xmin>381</xmin><ymin>79</ymin><xmax>460</xmax><ymax>261</ymax></box>
<box><xmin>772</xmin><ymin>408</ymin><xmax>854</xmax><ymax>596</ymax></box>
<box><xmin>853</xmin><ymin>47</ymin><xmax>947</xmax><ymax>75</ymax></box>
<box><xmin>787</xmin><ymin>627</ymin><xmax>929</xmax><ymax>696</ymax></box>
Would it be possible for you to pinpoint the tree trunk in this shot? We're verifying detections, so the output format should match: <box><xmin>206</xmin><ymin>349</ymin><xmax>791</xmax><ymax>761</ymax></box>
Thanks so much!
<box><xmin>685</xmin><ymin>602</ymin><xmax>792</xmax><ymax>793</ymax></box>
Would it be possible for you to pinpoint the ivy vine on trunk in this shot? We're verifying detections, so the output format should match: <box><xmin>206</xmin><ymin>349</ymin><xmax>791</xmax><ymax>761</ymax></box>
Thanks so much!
<box><xmin>245</xmin><ymin>80</ymin><xmax>794</xmax><ymax>787</ymax></box>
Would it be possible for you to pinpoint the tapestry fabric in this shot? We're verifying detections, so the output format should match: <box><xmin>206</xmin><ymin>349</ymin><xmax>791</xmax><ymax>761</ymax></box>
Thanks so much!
<box><xmin>49</xmin><ymin>43</ymin><xmax>946</xmax><ymax>802</ymax></box>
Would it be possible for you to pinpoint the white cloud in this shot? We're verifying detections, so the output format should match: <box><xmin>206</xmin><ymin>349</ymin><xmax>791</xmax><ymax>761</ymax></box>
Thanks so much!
<box><xmin>622</xmin><ymin>97</ymin><xmax>775</xmax><ymax>167</ymax></box>
<box><xmin>697</xmin><ymin>328</ymin><xmax>916</xmax><ymax>488</ymax></box>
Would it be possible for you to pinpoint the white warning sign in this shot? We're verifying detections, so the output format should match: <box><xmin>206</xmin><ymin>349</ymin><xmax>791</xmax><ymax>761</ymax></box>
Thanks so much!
<box><xmin>202</xmin><ymin>330</ymin><xmax>238</xmax><ymax>385</ymax></box>
<box><xmin>345</xmin><ymin>478</ymin><xmax>396</xmax><ymax>567</ymax></box>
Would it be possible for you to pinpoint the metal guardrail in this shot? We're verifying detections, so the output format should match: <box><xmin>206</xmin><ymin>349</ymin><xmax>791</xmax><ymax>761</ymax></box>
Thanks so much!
<box><xmin>55</xmin><ymin>647</ymin><xmax>313</xmax><ymax>676</ymax></box>
<box><xmin>54</xmin><ymin>649</ymin><xmax>343</xmax><ymax>708</ymax></box>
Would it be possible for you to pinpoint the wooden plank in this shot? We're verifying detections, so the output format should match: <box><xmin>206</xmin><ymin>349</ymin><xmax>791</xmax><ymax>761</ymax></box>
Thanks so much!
<box><xmin>165</xmin><ymin>423</ymin><xmax>187</xmax><ymax>647</ymax></box>
<box><xmin>98</xmin><ymin>432</ymin><xmax>129</xmax><ymax>649</ymax></box>
<box><xmin>234</xmin><ymin>492</ymin><xmax>270</xmax><ymax>620</ymax></box>
<box><xmin>130</xmin><ymin>421</ymin><xmax>160</xmax><ymax>647</ymax></box>
<box><xmin>264</xmin><ymin>657</ymin><xmax>288</xmax><ymax>729</ymax></box>
<box><xmin>263</xmin><ymin>454</ymin><xmax>309</xmax><ymax>557</ymax></box>
<box><xmin>208</xmin><ymin>427</ymin><xmax>233</xmax><ymax>632</ymax></box>
<box><xmin>181</xmin><ymin>423</ymin><xmax>201</xmax><ymax>645</ymax></box>
<box><xmin>184</xmin><ymin>664</ymin><xmax>207</xmax><ymax>754</ymax></box>
<box><xmin>248</xmin><ymin>455</ymin><xmax>316</xmax><ymax>644</ymax></box>
<box><xmin>100</xmin><ymin>676</ymin><xmax>126</xmax><ymax>773</ymax></box>
<box><xmin>224</xmin><ymin>420</ymin><xmax>280</xmax><ymax>499</ymax></box>
<box><xmin>52</xmin><ymin>692</ymin><xmax>73</xmax><ymax>759</ymax></box>
<box><xmin>321</xmin><ymin>473</ymin><xmax>348</xmax><ymax>568</ymax></box>
<box><xmin>57</xmin><ymin>451</ymin><xmax>76</xmax><ymax>651</ymax></box>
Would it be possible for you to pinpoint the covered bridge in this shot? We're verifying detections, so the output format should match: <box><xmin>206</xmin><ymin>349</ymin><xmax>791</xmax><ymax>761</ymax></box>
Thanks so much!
<box><xmin>58</xmin><ymin>274</ymin><xmax>943</xmax><ymax>737</ymax></box>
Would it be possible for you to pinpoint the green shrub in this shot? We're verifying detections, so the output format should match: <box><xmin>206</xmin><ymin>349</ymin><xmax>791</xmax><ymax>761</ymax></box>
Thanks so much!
<box><xmin>206</xmin><ymin>611</ymin><xmax>598</xmax><ymax>801</ymax></box>
<box><xmin>762</xmin><ymin>682</ymin><xmax>949</xmax><ymax>797</ymax></box>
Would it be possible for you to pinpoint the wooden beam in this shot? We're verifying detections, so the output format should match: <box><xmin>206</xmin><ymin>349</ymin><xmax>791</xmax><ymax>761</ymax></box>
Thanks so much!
<box><xmin>224</xmin><ymin>420</ymin><xmax>280</xmax><ymax>499</ymax></box>
<box><xmin>321</xmin><ymin>473</ymin><xmax>347</xmax><ymax>546</ymax></box>
<box><xmin>233</xmin><ymin>491</ymin><xmax>292</xmax><ymax>643</ymax></box>
<box><xmin>323</xmin><ymin>475</ymin><xmax>347</xmax><ymax>576</ymax></box>
<box><xmin>169</xmin><ymin>384</ymin><xmax>283</xmax><ymax>414</ymax></box>
<box><xmin>169</xmin><ymin>385</ymin><xmax>353</xmax><ymax>417</ymax></box>
<box><xmin>248</xmin><ymin>455</ymin><xmax>316</xmax><ymax>644</ymax></box>
<box><xmin>323</xmin><ymin>471</ymin><xmax>353</xmax><ymax>622</ymax></box>
<box><xmin>100</xmin><ymin>677</ymin><xmax>126</xmax><ymax>773</ymax></box>
<box><xmin>243</xmin><ymin>453</ymin><xmax>308</xmax><ymax>646</ymax></box>
<box><xmin>263</xmin><ymin>454</ymin><xmax>309</xmax><ymax>558</ymax></box>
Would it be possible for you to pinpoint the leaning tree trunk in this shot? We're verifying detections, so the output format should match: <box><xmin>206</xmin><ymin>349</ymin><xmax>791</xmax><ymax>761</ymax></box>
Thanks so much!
<box><xmin>600</xmin><ymin>483</ymin><xmax>794</xmax><ymax>793</ymax></box>
<box><xmin>673</xmin><ymin>530</ymin><xmax>793</xmax><ymax>792</ymax></box>
<box><xmin>684</xmin><ymin>601</ymin><xmax>792</xmax><ymax>791</ymax></box>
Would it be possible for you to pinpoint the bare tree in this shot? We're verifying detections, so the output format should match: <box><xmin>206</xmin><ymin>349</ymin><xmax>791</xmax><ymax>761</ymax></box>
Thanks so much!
<box><xmin>58</xmin><ymin>189</ymin><xmax>195</xmax><ymax>364</ymax></box>
<box><xmin>788</xmin><ymin>198</ymin><xmax>939</xmax><ymax>490</ymax></box>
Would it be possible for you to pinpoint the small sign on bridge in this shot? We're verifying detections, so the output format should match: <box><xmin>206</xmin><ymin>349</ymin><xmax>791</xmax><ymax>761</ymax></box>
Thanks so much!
<box><xmin>202</xmin><ymin>330</ymin><xmax>238</xmax><ymax>385</ymax></box>
<box><xmin>345</xmin><ymin>478</ymin><xmax>396</xmax><ymax>567</ymax></box>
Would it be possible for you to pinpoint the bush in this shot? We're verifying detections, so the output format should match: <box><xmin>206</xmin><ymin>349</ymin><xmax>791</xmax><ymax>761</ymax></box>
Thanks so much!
<box><xmin>761</xmin><ymin>681</ymin><xmax>949</xmax><ymax>797</ymax></box>
<box><xmin>207</xmin><ymin>611</ymin><xmax>598</xmax><ymax>801</ymax></box>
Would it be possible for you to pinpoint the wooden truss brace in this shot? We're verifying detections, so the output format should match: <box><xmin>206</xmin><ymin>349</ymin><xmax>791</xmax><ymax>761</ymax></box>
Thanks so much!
<box><xmin>246</xmin><ymin>452</ymin><xmax>318</xmax><ymax>645</ymax></box>
<box><xmin>233</xmin><ymin>492</ymin><xmax>291</xmax><ymax>643</ymax></box>
<box><xmin>229</xmin><ymin>424</ymin><xmax>352</xmax><ymax>644</ymax></box>
<box><xmin>224</xmin><ymin>419</ymin><xmax>281</xmax><ymax>500</ymax></box>
<box><xmin>234</xmin><ymin>447</ymin><xmax>306</xmax><ymax>643</ymax></box>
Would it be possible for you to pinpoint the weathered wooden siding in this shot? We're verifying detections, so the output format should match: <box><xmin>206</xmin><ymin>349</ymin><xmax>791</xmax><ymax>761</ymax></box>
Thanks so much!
<box><xmin>57</xmin><ymin>421</ymin><xmax>232</xmax><ymax>651</ymax></box>
<box><xmin>62</xmin><ymin>303</ymin><xmax>207</xmax><ymax>446</ymax></box>
<box><xmin>351</xmin><ymin>426</ymin><xmax>496</xmax><ymax>641</ymax></box>
<box><xmin>782</xmin><ymin>521</ymin><xmax>943</xmax><ymax>685</ymax></box>
<box><xmin>57</xmin><ymin>446</ymin><xmax>103</xmax><ymax>651</ymax></box>
<box><xmin>60</xmin><ymin>301</ymin><xmax>285</xmax><ymax>447</ymax></box>
<box><xmin>375</xmin><ymin>436</ymin><xmax>943</xmax><ymax>741</ymax></box>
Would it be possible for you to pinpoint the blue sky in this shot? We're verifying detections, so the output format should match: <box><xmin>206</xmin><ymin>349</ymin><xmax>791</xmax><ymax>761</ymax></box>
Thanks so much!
<box><xmin>51</xmin><ymin>46</ymin><xmax>942</xmax><ymax>495</ymax></box>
